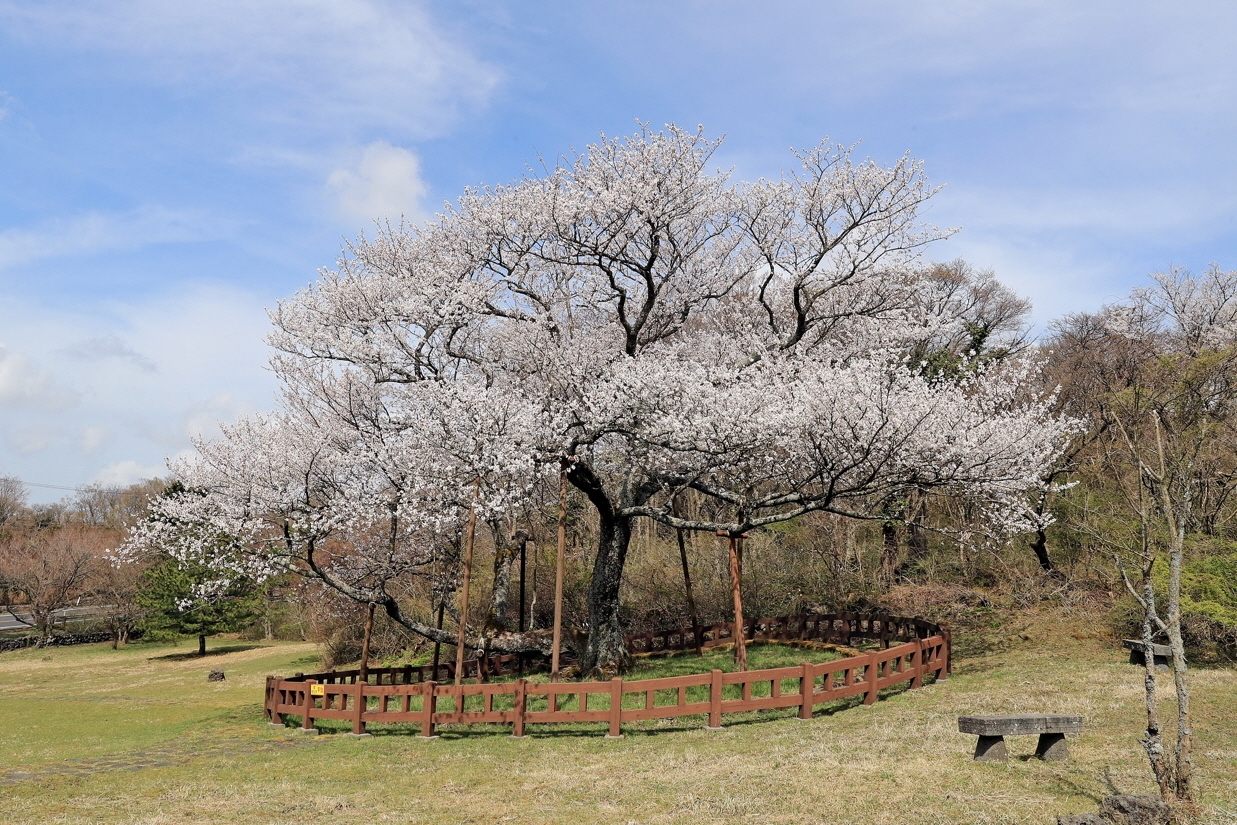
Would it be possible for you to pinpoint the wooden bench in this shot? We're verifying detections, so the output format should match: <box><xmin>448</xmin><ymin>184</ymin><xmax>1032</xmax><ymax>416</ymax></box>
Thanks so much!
<box><xmin>958</xmin><ymin>714</ymin><xmax>1083</xmax><ymax>762</ymax></box>
<box><xmin>1122</xmin><ymin>639</ymin><xmax>1174</xmax><ymax>670</ymax></box>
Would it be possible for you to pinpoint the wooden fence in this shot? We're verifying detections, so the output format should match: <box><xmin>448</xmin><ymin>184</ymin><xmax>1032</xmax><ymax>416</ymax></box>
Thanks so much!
<box><xmin>264</xmin><ymin>613</ymin><xmax>950</xmax><ymax>738</ymax></box>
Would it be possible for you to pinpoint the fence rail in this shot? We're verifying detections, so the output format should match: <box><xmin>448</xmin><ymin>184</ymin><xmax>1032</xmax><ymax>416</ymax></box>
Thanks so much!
<box><xmin>264</xmin><ymin>612</ymin><xmax>950</xmax><ymax>738</ymax></box>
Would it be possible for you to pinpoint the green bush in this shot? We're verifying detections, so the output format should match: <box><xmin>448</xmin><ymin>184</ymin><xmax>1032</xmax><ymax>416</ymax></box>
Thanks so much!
<box><xmin>1110</xmin><ymin>537</ymin><xmax>1237</xmax><ymax>662</ymax></box>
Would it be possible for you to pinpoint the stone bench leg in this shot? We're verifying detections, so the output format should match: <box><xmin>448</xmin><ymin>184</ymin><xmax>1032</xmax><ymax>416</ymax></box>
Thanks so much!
<box><xmin>1036</xmin><ymin>732</ymin><xmax>1069</xmax><ymax>761</ymax></box>
<box><xmin>973</xmin><ymin>734</ymin><xmax>1007</xmax><ymax>762</ymax></box>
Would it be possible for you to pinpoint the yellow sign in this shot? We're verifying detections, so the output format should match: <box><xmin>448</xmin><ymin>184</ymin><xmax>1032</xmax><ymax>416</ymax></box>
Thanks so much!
<box><xmin>310</xmin><ymin>684</ymin><xmax>325</xmax><ymax>696</ymax></box>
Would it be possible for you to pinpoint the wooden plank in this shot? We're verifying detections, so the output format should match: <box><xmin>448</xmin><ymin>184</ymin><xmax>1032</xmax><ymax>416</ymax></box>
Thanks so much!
<box><xmin>721</xmin><ymin>693</ymin><xmax>801</xmax><ymax>713</ymax></box>
<box><xmin>524</xmin><ymin>709</ymin><xmax>610</xmax><ymax>723</ymax></box>
<box><xmin>621</xmin><ymin>702</ymin><xmax>711</xmax><ymax>722</ymax></box>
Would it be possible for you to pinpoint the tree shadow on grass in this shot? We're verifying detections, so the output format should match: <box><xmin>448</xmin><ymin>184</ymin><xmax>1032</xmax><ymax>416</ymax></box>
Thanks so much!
<box><xmin>148</xmin><ymin>644</ymin><xmax>267</xmax><ymax>661</ymax></box>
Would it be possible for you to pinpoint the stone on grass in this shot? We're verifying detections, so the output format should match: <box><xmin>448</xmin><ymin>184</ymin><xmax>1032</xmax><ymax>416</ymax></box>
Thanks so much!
<box><xmin>1057</xmin><ymin>815</ymin><xmax>1104</xmax><ymax>825</ymax></box>
<box><xmin>1058</xmin><ymin>795</ymin><xmax>1175</xmax><ymax>825</ymax></box>
<box><xmin>1099</xmin><ymin>795</ymin><xmax>1173</xmax><ymax>825</ymax></box>
<box><xmin>207</xmin><ymin>669</ymin><xmax>225</xmax><ymax>682</ymax></box>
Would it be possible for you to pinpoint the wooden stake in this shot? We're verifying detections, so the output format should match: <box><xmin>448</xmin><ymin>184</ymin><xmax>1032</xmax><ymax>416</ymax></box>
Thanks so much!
<box><xmin>431</xmin><ymin>597</ymin><xmax>445</xmax><ymax>680</ymax></box>
<box><xmin>518</xmin><ymin>531</ymin><xmax>528</xmax><ymax>632</ymax></box>
<box><xmin>728</xmin><ymin>533</ymin><xmax>747</xmax><ymax>671</ymax></box>
<box><xmin>454</xmin><ymin>503</ymin><xmax>478</xmax><ymax>686</ymax></box>
<box><xmin>677</xmin><ymin>527</ymin><xmax>702</xmax><ymax>656</ymax></box>
<box><xmin>551</xmin><ymin>462</ymin><xmax>568</xmax><ymax>681</ymax></box>
<box><xmin>358</xmin><ymin>601</ymin><xmax>376</xmax><ymax>683</ymax></box>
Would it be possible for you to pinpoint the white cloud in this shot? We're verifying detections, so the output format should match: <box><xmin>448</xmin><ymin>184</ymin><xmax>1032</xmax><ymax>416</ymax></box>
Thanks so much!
<box><xmin>0</xmin><ymin>345</ymin><xmax>79</xmax><ymax>410</ymax></box>
<box><xmin>91</xmin><ymin>459</ymin><xmax>167</xmax><ymax>488</ymax></box>
<box><xmin>327</xmin><ymin>142</ymin><xmax>429</xmax><ymax>226</ymax></box>
<box><xmin>79</xmin><ymin>426</ymin><xmax>109</xmax><ymax>453</ymax></box>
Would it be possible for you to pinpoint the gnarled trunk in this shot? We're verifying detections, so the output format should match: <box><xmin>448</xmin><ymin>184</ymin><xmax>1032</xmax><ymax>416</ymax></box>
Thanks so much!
<box><xmin>486</xmin><ymin>526</ymin><xmax>526</xmax><ymax>634</ymax></box>
<box><xmin>578</xmin><ymin>511</ymin><xmax>634</xmax><ymax>677</ymax></box>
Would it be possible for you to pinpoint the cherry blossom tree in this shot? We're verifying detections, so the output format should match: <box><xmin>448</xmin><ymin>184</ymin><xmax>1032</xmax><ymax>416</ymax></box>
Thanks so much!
<box><xmin>140</xmin><ymin>125</ymin><xmax>1077</xmax><ymax>676</ymax></box>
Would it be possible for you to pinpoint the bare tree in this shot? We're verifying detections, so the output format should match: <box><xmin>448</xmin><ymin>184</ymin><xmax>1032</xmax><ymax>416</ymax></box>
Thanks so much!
<box><xmin>1091</xmin><ymin>264</ymin><xmax>1237</xmax><ymax>805</ymax></box>
<box><xmin>0</xmin><ymin>525</ymin><xmax>103</xmax><ymax>645</ymax></box>
<box><xmin>0</xmin><ymin>476</ymin><xmax>28</xmax><ymax>528</ymax></box>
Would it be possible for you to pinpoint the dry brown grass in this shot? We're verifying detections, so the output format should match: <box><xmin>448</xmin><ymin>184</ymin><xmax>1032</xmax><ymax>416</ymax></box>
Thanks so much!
<box><xmin>1</xmin><ymin>613</ymin><xmax>1234</xmax><ymax>824</ymax></box>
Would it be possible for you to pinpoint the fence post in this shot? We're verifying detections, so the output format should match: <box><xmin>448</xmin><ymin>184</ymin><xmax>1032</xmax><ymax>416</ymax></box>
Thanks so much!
<box><xmin>265</xmin><ymin>677</ymin><xmax>285</xmax><ymax>727</ymax></box>
<box><xmin>607</xmin><ymin>677</ymin><xmax>623</xmax><ymax>738</ymax></box>
<box><xmin>350</xmin><ymin>682</ymin><xmax>370</xmax><ymax>736</ymax></box>
<box><xmin>420</xmin><ymin>681</ymin><xmax>438</xmax><ymax>738</ymax></box>
<box><xmin>512</xmin><ymin>678</ymin><xmax>527</xmax><ymax>738</ymax></box>
<box><xmin>864</xmin><ymin>652</ymin><xmax>880</xmax><ymax>706</ymax></box>
<box><xmin>300</xmin><ymin>680</ymin><xmax>317</xmax><ymax>733</ymax></box>
<box><xmin>706</xmin><ymin>669</ymin><xmax>723</xmax><ymax>730</ymax></box>
<box><xmin>910</xmin><ymin>638</ymin><xmax>924</xmax><ymax>690</ymax></box>
<box><xmin>942</xmin><ymin>629</ymin><xmax>952</xmax><ymax>679</ymax></box>
<box><xmin>798</xmin><ymin>662</ymin><xmax>813</xmax><ymax>721</ymax></box>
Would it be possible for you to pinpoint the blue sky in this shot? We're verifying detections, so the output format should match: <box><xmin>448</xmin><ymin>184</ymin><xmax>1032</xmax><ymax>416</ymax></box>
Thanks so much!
<box><xmin>2</xmin><ymin>0</ymin><xmax>1235</xmax><ymax>502</ymax></box>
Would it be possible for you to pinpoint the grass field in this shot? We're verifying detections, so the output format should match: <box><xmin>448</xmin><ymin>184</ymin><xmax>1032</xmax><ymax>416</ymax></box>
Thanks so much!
<box><xmin>2</xmin><ymin>613</ymin><xmax>1235</xmax><ymax>824</ymax></box>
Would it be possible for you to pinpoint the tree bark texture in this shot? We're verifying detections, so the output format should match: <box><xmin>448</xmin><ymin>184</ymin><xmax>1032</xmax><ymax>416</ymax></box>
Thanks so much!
<box><xmin>578</xmin><ymin>511</ymin><xmax>634</xmax><ymax>677</ymax></box>
<box><xmin>486</xmin><ymin>525</ymin><xmax>526</xmax><ymax>634</ymax></box>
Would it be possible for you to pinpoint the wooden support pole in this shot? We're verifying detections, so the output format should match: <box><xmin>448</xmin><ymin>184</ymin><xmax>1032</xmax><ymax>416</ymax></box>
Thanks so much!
<box><xmin>551</xmin><ymin>463</ymin><xmax>568</xmax><ymax>681</ymax></box>
<box><xmin>358</xmin><ymin>601</ymin><xmax>375</xmax><ymax>684</ymax></box>
<box><xmin>431</xmin><ymin>598</ymin><xmax>445</xmax><ymax>681</ymax></box>
<box><xmin>455</xmin><ymin>503</ymin><xmax>478</xmax><ymax>687</ymax></box>
<box><xmin>674</xmin><ymin>498</ymin><xmax>702</xmax><ymax>657</ymax></box>
<box><xmin>727</xmin><ymin>533</ymin><xmax>748</xmax><ymax>671</ymax></box>
<box><xmin>518</xmin><ymin>532</ymin><xmax>528</xmax><ymax>632</ymax></box>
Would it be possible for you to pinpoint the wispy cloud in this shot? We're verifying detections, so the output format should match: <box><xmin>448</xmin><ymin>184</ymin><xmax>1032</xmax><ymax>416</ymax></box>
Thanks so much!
<box><xmin>0</xmin><ymin>0</ymin><xmax>500</xmax><ymax>139</ymax></box>
<box><xmin>0</xmin><ymin>206</ymin><xmax>223</xmax><ymax>271</ymax></box>
<box><xmin>61</xmin><ymin>335</ymin><xmax>159</xmax><ymax>373</ymax></box>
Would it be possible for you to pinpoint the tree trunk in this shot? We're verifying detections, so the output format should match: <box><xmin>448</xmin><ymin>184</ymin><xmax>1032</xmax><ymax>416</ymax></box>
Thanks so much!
<box><xmin>879</xmin><ymin>520</ymin><xmax>899</xmax><ymax>587</ymax></box>
<box><xmin>198</xmin><ymin>634</ymin><xmax>207</xmax><ymax>656</ymax></box>
<box><xmin>486</xmin><ymin>526</ymin><xmax>525</xmax><ymax>634</ymax></box>
<box><xmin>1029</xmin><ymin>527</ymin><xmax>1057</xmax><ymax>574</ymax></box>
<box><xmin>578</xmin><ymin>511</ymin><xmax>634</xmax><ymax>677</ymax></box>
<box><xmin>1164</xmin><ymin>499</ymin><xmax>1194</xmax><ymax>803</ymax></box>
